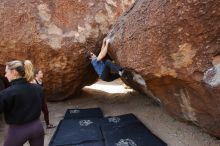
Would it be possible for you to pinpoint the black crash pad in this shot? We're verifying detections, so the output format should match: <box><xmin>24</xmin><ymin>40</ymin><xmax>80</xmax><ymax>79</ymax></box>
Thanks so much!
<box><xmin>49</xmin><ymin>141</ymin><xmax>105</xmax><ymax>146</ymax></box>
<box><xmin>49</xmin><ymin>118</ymin><xmax>104</xmax><ymax>146</ymax></box>
<box><xmin>102</xmin><ymin>119</ymin><xmax>167</xmax><ymax>146</ymax></box>
<box><xmin>100</xmin><ymin>113</ymin><xmax>139</xmax><ymax>130</ymax></box>
<box><xmin>64</xmin><ymin>108</ymin><xmax>104</xmax><ymax>120</ymax></box>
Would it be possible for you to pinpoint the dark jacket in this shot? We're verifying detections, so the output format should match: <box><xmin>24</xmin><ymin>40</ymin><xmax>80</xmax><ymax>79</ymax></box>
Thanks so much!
<box><xmin>34</xmin><ymin>78</ymin><xmax>50</xmax><ymax>125</ymax></box>
<box><xmin>0</xmin><ymin>78</ymin><xmax>43</xmax><ymax>125</ymax></box>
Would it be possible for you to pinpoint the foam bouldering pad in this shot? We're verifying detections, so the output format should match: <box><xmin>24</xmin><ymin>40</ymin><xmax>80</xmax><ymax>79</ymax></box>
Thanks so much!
<box><xmin>100</xmin><ymin>113</ymin><xmax>139</xmax><ymax>130</ymax></box>
<box><xmin>102</xmin><ymin>119</ymin><xmax>167</xmax><ymax>146</ymax></box>
<box><xmin>49</xmin><ymin>141</ymin><xmax>105</xmax><ymax>146</ymax></box>
<box><xmin>64</xmin><ymin>108</ymin><xmax>104</xmax><ymax>120</ymax></box>
<box><xmin>49</xmin><ymin>118</ymin><xmax>104</xmax><ymax>146</ymax></box>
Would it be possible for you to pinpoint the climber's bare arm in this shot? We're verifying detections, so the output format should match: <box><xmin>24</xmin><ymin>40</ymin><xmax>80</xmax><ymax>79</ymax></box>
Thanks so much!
<box><xmin>97</xmin><ymin>38</ymin><xmax>110</xmax><ymax>61</ymax></box>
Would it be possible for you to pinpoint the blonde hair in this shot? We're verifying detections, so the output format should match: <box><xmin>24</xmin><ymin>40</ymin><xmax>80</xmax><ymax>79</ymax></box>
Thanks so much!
<box><xmin>6</xmin><ymin>60</ymin><xmax>34</xmax><ymax>82</ymax></box>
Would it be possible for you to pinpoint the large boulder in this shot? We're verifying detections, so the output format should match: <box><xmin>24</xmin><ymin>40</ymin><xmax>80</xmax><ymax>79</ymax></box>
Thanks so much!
<box><xmin>107</xmin><ymin>0</ymin><xmax>220</xmax><ymax>137</ymax></box>
<box><xmin>0</xmin><ymin>0</ymin><xmax>135</xmax><ymax>100</ymax></box>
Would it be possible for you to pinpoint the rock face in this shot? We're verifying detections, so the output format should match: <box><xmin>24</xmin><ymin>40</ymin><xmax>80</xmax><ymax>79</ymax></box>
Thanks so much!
<box><xmin>107</xmin><ymin>0</ymin><xmax>220</xmax><ymax>137</ymax></box>
<box><xmin>0</xmin><ymin>0</ymin><xmax>135</xmax><ymax>100</ymax></box>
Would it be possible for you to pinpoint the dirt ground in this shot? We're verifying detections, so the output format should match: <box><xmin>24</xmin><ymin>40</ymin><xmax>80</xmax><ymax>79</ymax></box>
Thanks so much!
<box><xmin>0</xmin><ymin>79</ymin><xmax>220</xmax><ymax>146</ymax></box>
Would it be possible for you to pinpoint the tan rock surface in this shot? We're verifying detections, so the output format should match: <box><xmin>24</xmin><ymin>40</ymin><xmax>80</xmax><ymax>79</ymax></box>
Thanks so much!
<box><xmin>0</xmin><ymin>0</ymin><xmax>135</xmax><ymax>100</ymax></box>
<box><xmin>107</xmin><ymin>0</ymin><xmax>220</xmax><ymax>137</ymax></box>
